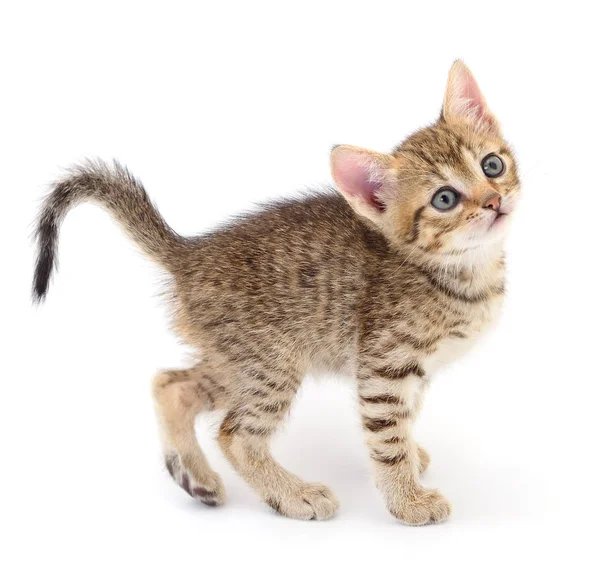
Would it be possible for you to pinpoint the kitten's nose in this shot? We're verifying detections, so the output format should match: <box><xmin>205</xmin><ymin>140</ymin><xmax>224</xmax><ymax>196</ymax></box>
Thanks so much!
<box><xmin>483</xmin><ymin>192</ymin><xmax>501</xmax><ymax>212</ymax></box>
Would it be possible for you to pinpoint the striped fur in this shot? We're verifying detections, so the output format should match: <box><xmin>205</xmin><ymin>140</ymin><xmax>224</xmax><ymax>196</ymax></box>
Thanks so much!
<box><xmin>32</xmin><ymin>61</ymin><xmax>519</xmax><ymax>524</ymax></box>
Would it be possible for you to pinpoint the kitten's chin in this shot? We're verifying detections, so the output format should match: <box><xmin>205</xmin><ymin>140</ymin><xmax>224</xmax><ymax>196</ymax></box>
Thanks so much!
<box><xmin>467</xmin><ymin>213</ymin><xmax>512</xmax><ymax>247</ymax></box>
<box><xmin>442</xmin><ymin>218</ymin><xmax>509</xmax><ymax>263</ymax></box>
<box><xmin>484</xmin><ymin>214</ymin><xmax>512</xmax><ymax>245</ymax></box>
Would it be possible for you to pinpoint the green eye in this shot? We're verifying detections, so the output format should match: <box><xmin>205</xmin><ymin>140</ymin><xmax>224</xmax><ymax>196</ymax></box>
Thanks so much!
<box><xmin>482</xmin><ymin>154</ymin><xmax>505</xmax><ymax>177</ymax></box>
<box><xmin>431</xmin><ymin>188</ymin><xmax>459</xmax><ymax>211</ymax></box>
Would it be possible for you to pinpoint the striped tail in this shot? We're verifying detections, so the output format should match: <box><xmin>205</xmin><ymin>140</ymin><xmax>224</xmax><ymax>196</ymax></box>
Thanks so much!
<box><xmin>32</xmin><ymin>159</ymin><xmax>186</xmax><ymax>302</ymax></box>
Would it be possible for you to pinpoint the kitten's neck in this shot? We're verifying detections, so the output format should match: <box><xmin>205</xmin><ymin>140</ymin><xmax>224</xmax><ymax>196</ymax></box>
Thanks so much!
<box><xmin>401</xmin><ymin>243</ymin><xmax>506</xmax><ymax>301</ymax></box>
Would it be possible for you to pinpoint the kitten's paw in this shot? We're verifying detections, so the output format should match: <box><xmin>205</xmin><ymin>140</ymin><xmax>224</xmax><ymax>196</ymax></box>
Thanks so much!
<box><xmin>164</xmin><ymin>452</ymin><xmax>226</xmax><ymax>507</ymax></box>
<box><xmin>391</xmin><ymin>488</ymin><xmax>451</xmax><ymax>526</ymax></box>
<box><xmin>417</xmin><ymin>445</ymin><xmax>431</xmax><ymax>474</ymax></box>
<box><xmin>265</xmin><ymin>483</ymin><xmax>339</xmax><ymax>521</ymax></box>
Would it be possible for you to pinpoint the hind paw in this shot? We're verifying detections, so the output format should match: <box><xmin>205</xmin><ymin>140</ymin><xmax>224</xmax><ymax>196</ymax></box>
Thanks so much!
<box><xmin>164</xmin><ymin>452</ymin><xmax>226</xmax><ymax>507</ymax></box>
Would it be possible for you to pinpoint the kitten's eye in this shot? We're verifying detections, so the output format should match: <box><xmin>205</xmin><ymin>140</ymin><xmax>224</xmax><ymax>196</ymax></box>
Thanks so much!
<box><xmin>481</xmin><ymin>154</ymin><xmax>505</xmax><ymax>178</ymax></box>
<box><xmin>431</xmin><ymin>188</ymin><xmax>459</xmax><ymax>211</ymax></box>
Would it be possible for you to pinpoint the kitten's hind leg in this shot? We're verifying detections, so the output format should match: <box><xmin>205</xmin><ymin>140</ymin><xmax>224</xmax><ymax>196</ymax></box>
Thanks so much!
<box><xmin>152</xmin><ymin>366</ymin><xmax>227</xmax><ymax>506</ymax></box>
<box><xmin>217</xmin><ymin>372</ymin><xmax>339</xmax><ymax>521</ymax></box>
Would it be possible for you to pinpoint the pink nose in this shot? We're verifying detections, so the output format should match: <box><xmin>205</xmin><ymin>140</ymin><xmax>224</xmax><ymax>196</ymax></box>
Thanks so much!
<box><xmin>483</xmin><ymin>193</ymin><xmax>501</xmax><ymax>212</ymax></box>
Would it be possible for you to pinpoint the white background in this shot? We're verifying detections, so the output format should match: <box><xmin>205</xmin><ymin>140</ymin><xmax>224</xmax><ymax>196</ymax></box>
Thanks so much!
<box><xmin>2</xmin><ymin>1</ymin><xmax>599</xmax><ymax>576</ymax></box>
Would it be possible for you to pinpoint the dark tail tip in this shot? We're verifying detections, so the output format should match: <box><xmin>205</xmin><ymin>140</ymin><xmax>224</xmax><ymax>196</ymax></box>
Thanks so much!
<box><xmin>32</xmin><ymin>214</ymin><xmax>58</xmax><ymax>304</ymax></box>
<box><xmin>32</xmin><ymin>251</ymin><xmax>53</xmax><ymax>303</ymax></box>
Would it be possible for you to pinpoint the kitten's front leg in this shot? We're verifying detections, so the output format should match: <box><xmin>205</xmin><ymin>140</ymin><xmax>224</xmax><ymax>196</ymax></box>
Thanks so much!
<box><xmin>358</xmin><ymin>360</ymin><xmax>450</xmax><ymax>525</ymax></box>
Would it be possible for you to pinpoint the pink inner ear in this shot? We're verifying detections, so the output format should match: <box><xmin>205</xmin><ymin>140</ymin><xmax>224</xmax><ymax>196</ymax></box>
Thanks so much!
<box><xmin>332</xmin><ymin>151</ymin><xmax>385</xmax><ymax>211</ymax></box>
<box><xmin>456</xmin><ymin>69</ymin><xmax>493</xmax><ymax>126</ymax></box>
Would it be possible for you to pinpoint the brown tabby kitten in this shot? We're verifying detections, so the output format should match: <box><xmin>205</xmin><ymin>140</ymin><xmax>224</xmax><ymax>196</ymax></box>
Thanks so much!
<box><xmin>33</xmin><ymin>61</ymin><xmax>519</xmax><ymax>524</ymax></box>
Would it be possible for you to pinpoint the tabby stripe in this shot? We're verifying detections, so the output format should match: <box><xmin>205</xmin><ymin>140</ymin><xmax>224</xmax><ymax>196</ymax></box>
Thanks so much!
<box><xmin>247</xmin><ymin>388</ymin><xmax>270</xmax><ymax>398</ymax></box>
<box><xmin>245</xmin><ymin>425</ymin><xmax>272</xmax><ymax>436</ymax></box>
<box><xmin>226</xmin><ymin>340</ymin><xmax>299</xmax><ymax>384</ymax></box>
<box><xmin>390</xmin><ymin>331</ymin><xmax>439</xmax><ymax>351</ymax></box>
<box><xmin>372</xmin><ymin>451</ymin><xmax>407</xmax><ymax>466</ymax></box>
<box><xmin>362</xmin><ymin>417</ymin><xmax>397</xmax><ymax>432</ymax></box>
<box><xmin>246</xmin><ymin>369</ymin><xmax>290</xmax><ymax>392</ymax></box>
<box><xmin>407</xmin><ymin>205</ymin><xmax>427</xmax><ymax>243</ymax></box>
<box><xmin>449</xmin><ymin>330</ymin><xmax>467</xmax><ymax>338</ymax></box>
<box><xmin>257</xmin><ymin>401</ymin><xmax>289</xmax><ymax>414</ymax></box>
<box><xmin>382</xmin><ymin>436</ymin><xmax>403</xmax><ymax>444</ymax></box>
<box><xmin>264</xmin><ymin>380</ymin><xmax>291</xmax><ymax>392</ymax></box>
<box><xmin>373</xmin><ymin>362</ymin><xmax>424</xmax><ymax>381</ymax></box>
<box><xmin>220</xmin><ymin>411</ymin><xmax>243</xmax><ymax>435</ymax></box>
<box><xmin>360</xmin><ymin>394</ymin><xmax>400</xmax><ymax>405</ymax></box>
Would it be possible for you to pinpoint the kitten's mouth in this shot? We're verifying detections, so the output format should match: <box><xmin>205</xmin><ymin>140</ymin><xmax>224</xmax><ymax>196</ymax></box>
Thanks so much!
<box><xmin>488</xmin><ymin>212</ymin><xmax>509</xmax><ymax>230</ymax></box>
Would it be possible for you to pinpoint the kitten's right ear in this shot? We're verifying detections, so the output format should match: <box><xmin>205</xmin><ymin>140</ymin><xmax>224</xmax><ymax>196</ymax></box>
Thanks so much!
<box><xmin>330</xmin><ymin>145</ymin><xmax>397</xmax><ymax>225</ymax></box>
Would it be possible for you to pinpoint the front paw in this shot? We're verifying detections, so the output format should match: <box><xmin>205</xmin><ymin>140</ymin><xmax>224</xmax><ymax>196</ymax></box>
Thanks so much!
<box><xmin>390</xmin><ymin>488</ymin><xmax>451</xmax><ymax>526</ymax></box>
<box><xmin>265</xmin><ymin>482</ymin><xmax>339</xmax><ymax>521</ymax></box>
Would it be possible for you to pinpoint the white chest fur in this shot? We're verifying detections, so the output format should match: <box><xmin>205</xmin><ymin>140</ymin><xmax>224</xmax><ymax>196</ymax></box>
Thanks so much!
<box><xmin>422</xmin><ymin>295</ymin><xmax>504</xmax><ymax>376</ymax></box>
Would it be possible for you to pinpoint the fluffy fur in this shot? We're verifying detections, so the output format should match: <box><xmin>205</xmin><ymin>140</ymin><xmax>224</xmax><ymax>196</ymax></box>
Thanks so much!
<box><xmin>32</xmin><ymin>61</ymin><xmax>519</xmax><ymax>524</ymax></box>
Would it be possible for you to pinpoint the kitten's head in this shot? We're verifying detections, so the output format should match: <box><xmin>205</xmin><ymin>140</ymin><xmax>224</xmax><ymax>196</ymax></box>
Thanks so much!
<box><xmin>331</xmin><ymin>60</ymin><xmax>520</xmax><ymax>262</ymax></box>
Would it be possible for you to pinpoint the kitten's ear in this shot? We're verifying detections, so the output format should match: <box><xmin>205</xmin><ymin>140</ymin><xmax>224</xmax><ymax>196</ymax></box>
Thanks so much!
<box><xmin>330</xmin><ymin>145</ymin><xmax>397</xmax><ymax>224</ymax></box>
<box><xmin>442</xmin><ymin>60</ymin><xmax>500</xmax><ymax>133</ymax></box>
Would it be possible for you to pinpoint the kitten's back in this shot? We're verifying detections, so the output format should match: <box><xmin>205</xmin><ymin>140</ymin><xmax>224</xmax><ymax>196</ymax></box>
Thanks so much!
<box><xmin>171</xmin><ymin>191</ymin><xmax>380</xmax><ymax>370</ymax></box>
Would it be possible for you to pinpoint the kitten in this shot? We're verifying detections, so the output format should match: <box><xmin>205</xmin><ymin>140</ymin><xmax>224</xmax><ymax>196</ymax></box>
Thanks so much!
<box><xmin>33</xmin><ymin>61</ymin><xmax>519</xmax><ymax>524</ymax></box>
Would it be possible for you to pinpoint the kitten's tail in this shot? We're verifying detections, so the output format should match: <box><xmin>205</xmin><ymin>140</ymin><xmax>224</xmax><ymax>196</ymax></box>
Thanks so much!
<box><xmin>32</xmin><ymin>159</ymin><xmax>187</xmax><ymax>302</ymax></box>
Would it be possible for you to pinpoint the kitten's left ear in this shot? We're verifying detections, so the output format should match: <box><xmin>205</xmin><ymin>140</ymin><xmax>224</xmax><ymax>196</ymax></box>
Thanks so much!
<box><xmin>442</xmin><ymin>60</ymin><xmax>501</xmax><ymax>134</ymax></box>
<box><xmin>330</xmin><ymin>145</ymin><xmax>397</xmax><ymax>225</ymax></box>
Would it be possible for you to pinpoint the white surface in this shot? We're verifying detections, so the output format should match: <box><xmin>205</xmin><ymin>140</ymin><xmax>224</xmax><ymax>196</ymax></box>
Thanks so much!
<box><xmin>2</xmin><ymin>1</ymin><xmax>599</xmax><ymax>576</ymax></box>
